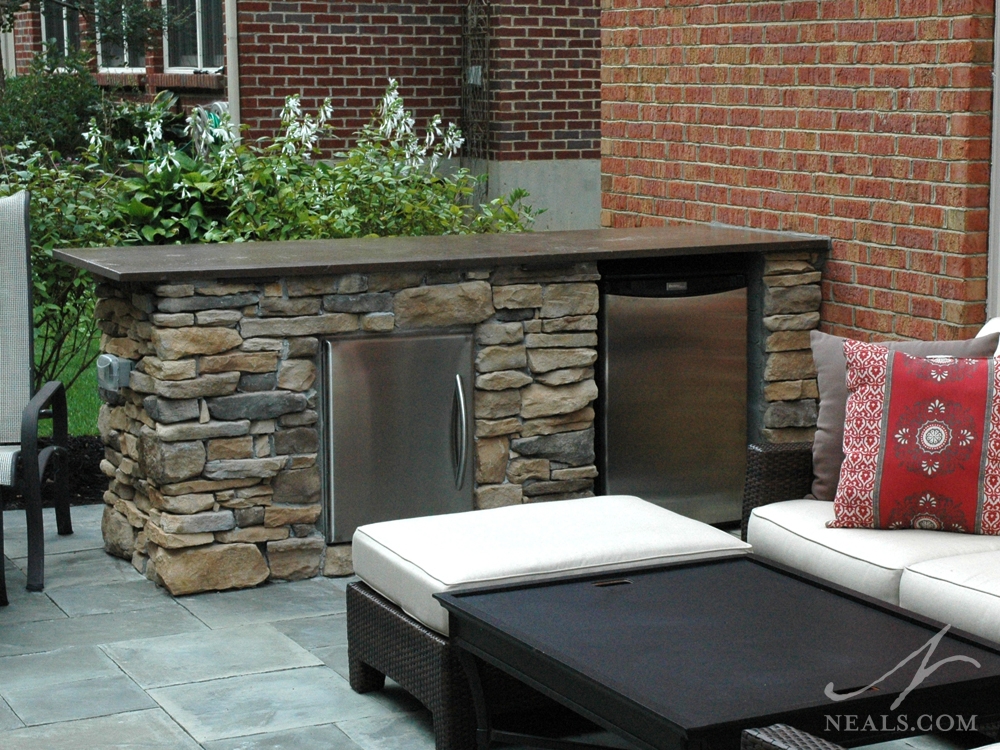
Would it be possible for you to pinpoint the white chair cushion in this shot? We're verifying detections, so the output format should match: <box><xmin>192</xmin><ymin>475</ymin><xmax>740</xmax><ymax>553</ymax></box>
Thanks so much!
<box><xmin>976</xmin><ymin>317</ymin><xmax>1000</xmax><ymax>356</ymax></box>
<box><xmin>748</xmin><ymin>500</ymin><xmax>1000</xmax><ymax>605</ymax></box>
<box><xmin>353</xmin><ymin>495</ymin><xmax>750</xmax><ymax>635</ymax></box>
<box><xmin>900</xmin><ymin>552</ymin><xmax>1000</xmax><ymax>643</ymax></box>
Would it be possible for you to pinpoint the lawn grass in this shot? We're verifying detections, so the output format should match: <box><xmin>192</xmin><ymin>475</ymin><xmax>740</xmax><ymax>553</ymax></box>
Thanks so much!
<box><xmin>44</xmin><ymin>334</ymin><xmax>102</xmax><ymax>437</ymax></box>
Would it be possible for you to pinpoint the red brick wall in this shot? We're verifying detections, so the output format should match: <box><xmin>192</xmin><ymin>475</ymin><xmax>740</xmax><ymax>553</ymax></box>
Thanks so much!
<box><xmin>236</xmin><ymin>2</ymin><xmax>465</xmax><ymax>149</ymax></box>
<box><xmin>489</xmin><ymin>0</ymin><xmax>603</xmax><ymax>160</ymax></box>
<box><xmin>602</xmin><ymin>0</ymin><xmax>994</xmax><ymax>340</ymax></box>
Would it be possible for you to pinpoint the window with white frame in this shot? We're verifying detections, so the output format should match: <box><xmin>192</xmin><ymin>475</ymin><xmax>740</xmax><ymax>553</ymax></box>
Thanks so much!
<box><xmin>165</xmin><ymin>0</ymin><xmax>223</xmax><ymax>72</ymax></box>
<box><xmin>97</xmin><ymin>1</ymin><xmax>147</xmax><ymax>71</ymax></box>
<box><xmin>41</xmin><ymin>0</ymin><xmax>81</xmax><ymax>58</ymax></box>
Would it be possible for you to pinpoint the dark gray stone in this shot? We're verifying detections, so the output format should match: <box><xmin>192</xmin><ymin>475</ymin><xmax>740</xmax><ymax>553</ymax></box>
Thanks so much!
<box><xmin>139</xmin><ymin>434</ymin><xmax>206</xmax><ymax>484</ymax></box>
<box><xmin>322</xmin><ymin>292</ymin><xmax>392</xmax><ymax>313</ymax></box>
<box><xmin>143</xmin><ymin>396</ymin><xmax>200</xmax><ymax>424</ymax></box>
<box><xmin>235</xmin><ymin>506</ymin><xmax>265</xmax><ymax>527</ymax></box>
<box><xmin>522</xmin><ymin>478</ymin><xmax>594</xmax><ymax>497</ymax></box>
<box><xmin>495</xmin><ymin>308</ymin><xmax>535</xmax><ymax>322</ymax></box>
<box><xmin>510</xmin><ymin>428</ymin><xmax>595</xmax><ymax>466</ymax></box>
<box><xmin>208</xmin><ymin>392</ymin><xmax>309</xmax><ymax>420</ymax></box>
<box><xmin>240</xmin><ymin>372</ymin><xmax>278</xmax><ymax>392</ymax></box>
<box><xmin>158</xmin><ymin>293</ymin><xmax>260</xmax><ymax>313</ymax></box>
<box><xmin>764</xmin><ymin>399</ymin><xmax>819</xmax><ymax>429</ymax></box>
<box><xmin>259</xmin><ymin>297</ymin><xmax>322</xmax><ymax>317</ymax></box>
<box><xmin>273</xmin><ymin>427</ymin><xmax>320</xmax><ymax>455</ymax></box>
<box><xmin>271</xmin><ymin>466</ymin><xmax>321</xmax><ymax>504</ymax></box>
<box><xmin>763</xmin><ymin>285</ymin><xmax>822</xmax><ymax>316</ymax></box>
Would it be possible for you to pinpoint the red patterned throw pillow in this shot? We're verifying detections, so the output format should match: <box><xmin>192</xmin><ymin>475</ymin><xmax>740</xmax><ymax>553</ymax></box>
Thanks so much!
<box><xmin>830</xmin><ymin>339</ymin><xmax>1000</xmax><ymax>534</ymax></box>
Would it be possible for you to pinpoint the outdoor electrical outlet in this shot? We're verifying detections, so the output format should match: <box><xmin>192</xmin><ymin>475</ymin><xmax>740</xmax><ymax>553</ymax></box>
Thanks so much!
<box><xmin>96</xmin><ymin>354</ymin><xmax>134</xmax><ymax>392</ymax></box>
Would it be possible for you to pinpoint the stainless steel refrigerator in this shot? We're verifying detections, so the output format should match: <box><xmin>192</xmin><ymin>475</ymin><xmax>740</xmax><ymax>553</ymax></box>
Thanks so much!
<box><xmin>598</xmin><ymin>260</ymin><xmax>748</xmax><ymax>525</ymax></box>
<box><xmin>321</xmin><ymin>332</ymin><xmax>475</xmax><ymax>542</ymax></box>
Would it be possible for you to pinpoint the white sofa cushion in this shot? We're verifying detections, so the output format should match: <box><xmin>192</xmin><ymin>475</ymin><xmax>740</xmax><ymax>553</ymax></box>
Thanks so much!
<box><xmin>900</xmin><ymin>552</ymin><xmax>1000</xmax><ymax>643</ymax></box>
<box><xmin>748</xmin><ymin>500</ymin><xmax>1000</xmax><ymax>605</ymax></box>
<box><xmin>353</xmin><ymin>495</ymin><xmax>750</xmax><ymax>635</ymax></box>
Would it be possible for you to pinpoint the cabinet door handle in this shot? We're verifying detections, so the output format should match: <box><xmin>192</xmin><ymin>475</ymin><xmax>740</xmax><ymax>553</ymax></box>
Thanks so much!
<box><xmin>454</xmin><ymin>374</ymin><xmax>468</xmax><ymax>489</ymax></box>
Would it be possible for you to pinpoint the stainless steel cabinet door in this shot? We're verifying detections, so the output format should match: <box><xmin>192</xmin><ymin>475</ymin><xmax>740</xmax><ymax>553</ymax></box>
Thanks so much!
<box><xmin>323</xmin><ymin>332</ymin><xmax>474</xmax><ymax>542</ymax></box>
<box><xmin>601</xmin><ymin>288</ymin><xmax>747</xmax><ymax>524</ymax></box>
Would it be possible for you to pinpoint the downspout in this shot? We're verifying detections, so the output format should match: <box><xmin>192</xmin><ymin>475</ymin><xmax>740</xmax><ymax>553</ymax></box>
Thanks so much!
<box><xmin>224</xmin><ymin>0</ymin><xmax>240</xmax><ymax>131</ymax></box>
<box><xmin>987</xmin><ymin>1</ymin><xmax>1000</xmax><ymax>318</ymax></box>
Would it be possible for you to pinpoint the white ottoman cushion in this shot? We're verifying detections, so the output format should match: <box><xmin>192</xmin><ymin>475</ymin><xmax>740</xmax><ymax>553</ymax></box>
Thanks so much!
<box><xmin>748</xmin><ymin>500</ymin><xmax>1000</xmax><ymax>605</ymax></box>
<box><xmin>900</xmin><ymin>552</ymin><xmax>1000</xmax><ymax>643</ymax></box>
<box><xmin>353</xmin><ymin>495</ymin><xmax>750</xmax><ymax>635</ymax></box>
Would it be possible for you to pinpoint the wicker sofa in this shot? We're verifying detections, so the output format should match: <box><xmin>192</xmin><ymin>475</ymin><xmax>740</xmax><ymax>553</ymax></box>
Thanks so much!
<box><xmin>742</xmin><ymin>442</ymin><xmax>1000</xmax><ymax>644</ymax></box>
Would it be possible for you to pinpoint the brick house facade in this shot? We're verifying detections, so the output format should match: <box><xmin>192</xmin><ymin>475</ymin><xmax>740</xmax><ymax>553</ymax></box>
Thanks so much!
<box><xmin>601</xmin><ymin>0</ymin><xmax>994</xmax><ymax>343</ymax></box>
<box><xmin>5</xmin><ymin>1</ymin><xmax>604</xmax><ymax>229</ymax></box>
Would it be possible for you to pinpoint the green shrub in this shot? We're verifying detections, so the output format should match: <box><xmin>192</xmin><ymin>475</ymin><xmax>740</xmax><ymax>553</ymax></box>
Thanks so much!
<box><xmin>0</xmin><ymin>50</ymin><xmax>102</xmax><ymax>156</ymax></box>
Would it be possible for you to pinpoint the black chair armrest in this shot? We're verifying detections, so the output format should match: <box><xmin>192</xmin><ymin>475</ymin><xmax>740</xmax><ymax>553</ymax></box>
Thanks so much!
<box><xmin>742</xmin><ymin>725</ymin><xmax>846</xmax><ymax>750</ymax></box>
<box><xmin>741</xmin><ymin>442</ymin><xmax>814</xmax><ymax>541</ymax></box>
<box><xmin>20</xmin><ymin>380</ymin><xmax>67</xmax><ymax>499</ymax></box>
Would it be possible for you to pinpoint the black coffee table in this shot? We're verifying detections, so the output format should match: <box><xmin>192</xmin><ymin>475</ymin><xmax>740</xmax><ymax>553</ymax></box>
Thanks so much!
<box><xmin>436</xmin><ymin>555</ymin><xmax>1000</xmax><ymax>750</ymax></box>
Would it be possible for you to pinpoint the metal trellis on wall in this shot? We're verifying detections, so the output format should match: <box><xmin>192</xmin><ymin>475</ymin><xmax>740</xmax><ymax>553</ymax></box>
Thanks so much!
<box><xmin>461</xmin><ymin>0</ymin><xmax>489</xmax><ymax>165</ymax></box>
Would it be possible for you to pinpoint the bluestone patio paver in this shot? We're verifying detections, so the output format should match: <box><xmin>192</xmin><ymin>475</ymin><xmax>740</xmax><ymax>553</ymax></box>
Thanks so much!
<box><xmin>0</xmin><ymin>708</ymin><xmax>203</xmax><ymax>750</ymax></box>
<box><xmin>201</xmin><ymin>723</ymin><xmax>365</xmax><ymax>750</ymax></box>
<box><xmin>103</xmin><ymin>623</ymin><xmax>323</xmax><ymax>688</ymax></box>
<box><xmin>176</xmin><ymin>576</ymin><xmax>347</xmax><ymax>628</ymax></box>
<box><xmin>0</xmin><ymin>570</ymin><xmax>67</xmax><ymax>624</ymax></box>
<box><xmin>3</xmin><ymin>674</ymin><xmax>155</xmax><ymax>726</ymax></box>
<box><xmin>147</xmin><ymin>666</ymin><xmax>415</xmax><ymax>742</ymax></box>
<box><xmin>272</xmin><ymin>612</ymin><xmax>349</xmax><ymax>650</ymax></box>
<box><xmin>337</xmin><ymin>712</ymin><xmax>437</xmax><ymax>750</ymax></box>
<box><xmin>45</xmin><ymin>578</ymin><xmax>175</xmax><ymax>616</ymax></box>
<box><xmin>0</xmin><ymin>698</ymin><xmax>24</xmax><ymax>731</ymax></box>
<box><xmin>1</xmin><ymin>504</ymin><xmax>105</xmax><ymax>560</ymax></box>
<box><xmin>0</xmin><ymin>645</ymin><xmax>122</xmax><ymax>690</ymax></box>
<box><xmin>8</xmin><ymin>547</ymin><xmax>144</xmax><ymax>590</ymax></box>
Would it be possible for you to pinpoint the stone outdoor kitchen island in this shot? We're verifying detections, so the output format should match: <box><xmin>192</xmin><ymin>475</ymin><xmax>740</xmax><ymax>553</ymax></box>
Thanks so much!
<box><xmin>55</xmin><ymin>227</ymin><xmax>829</xmax><ymax>595</ymax></box>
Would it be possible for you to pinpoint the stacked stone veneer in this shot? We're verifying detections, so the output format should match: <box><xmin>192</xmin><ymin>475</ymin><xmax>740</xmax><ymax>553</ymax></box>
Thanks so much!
<box><xmin>757</xmin><ymin>251</ymin><xmax>826</xmax><ymax>445</ymax></box>
<box><xmin>95</xmin><ymin>263</ymin><xmax>603</xmax><ymax>595</ymax></box>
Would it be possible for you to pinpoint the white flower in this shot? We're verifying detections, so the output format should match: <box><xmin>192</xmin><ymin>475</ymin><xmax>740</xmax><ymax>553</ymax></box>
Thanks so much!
<box><xmin>928</xmin><ymin>400</ymin><xmax>946</xmax><ymax>414</ymax></box>
<box><xmin>895</xmin><ymin>427</ymin><xmax>911</xmax><ymax>444</ymax></box>
<box><xmin>959</xmin><ymin>430</ymin><xmax>975</xmax><ymax>446</ymax></box>
<box><xmin>921</xmin><ymin>460</ymin><xmax>940</xmax><ymax>475</ymax></box>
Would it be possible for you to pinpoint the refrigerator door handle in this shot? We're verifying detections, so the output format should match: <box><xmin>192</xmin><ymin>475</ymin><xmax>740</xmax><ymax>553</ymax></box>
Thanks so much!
<box><xmin>453</xmin><ymin>374</ymin><xmax>468</xmax><ymax>489</ymax></box>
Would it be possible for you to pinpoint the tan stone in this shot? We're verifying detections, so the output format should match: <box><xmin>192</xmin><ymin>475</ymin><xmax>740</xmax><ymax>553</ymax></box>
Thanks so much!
<box><xmin>154</xmin><ymin>372</ymin><xmax>241</xmax><ymax>399</ymax></box>
<box><xmin>265</xmin><ymin>504</ymin><xmax>323</xmax><ymax>527</ymax></box>
<box><xmin>551</xmin><ymin>465</ymin><xmax>598</xmax><ymax>480</ymax></box>
<box><xmin>475</xmin><ymin>389</ymin><xmax>521</xmax><ymax>419</ymax></box>
<box><xmin>156</xmin><ymin>420</ymin><xmax>251</xmax><ymax>442</ymax></box>
<box><xmin>476</xmin><ymin>321</ymin><xmax>524</xmax><ymax>345</ymax></box>
<box><xmin>139</xmin><ymin>434</ymin><xmax>206</xmax><ymax>484</ymax></box>
<box><xmin>241</xmin><ymin>338</ymin><xmax>284</xmax><ymax>352</ymax></box>
<box><xmin>195</xmin><ymin>281</ymin><xmax>259</xmax><ymax>296</ymax></box>
<box><xmin>540</xmin><ymin>284</ymin><xmax>599</xmax><ymax>318</ymax></box>
<box><xmin>102</xmin><ymin>506</ymin><xmax>135</xmax><ymax>560</ymax></box>
<box><xmin>520</xmin><ymin>407</ymin><xmax>595</xmax><ymax>437</ymax></box>
<box><xmin>763</xmin><ymin>312</ymin><xmax>821</xmax><ymax>332</ymax></box>
<box><xmin>493</xmin><ymin>284</ymin><xmax>543</xmax><ymax>309</ymax></box>
<box><xmin>143</xmin><ymin>357</ymin><xmax>197</xmax><ymax>381</ymax></box>
<box><xmin>763</xmin><ymin>271</ymin><xmax>823</xmax><ymax>288</ymax></box>
<box><xmin>285</xmin><ymin>277</ymin><xmax>340</xmax><ymax>296</ymax></box>
<box><xmin>476</xmin><ymin>370</ymin><xmax>532</xmax><ymax>391</ymax></box>
<box><xmin>215</xmin><ymin>526</ymin><xmax>290</xmax><ymax>543</ymax></box>
<box><xmin>104</xmin><ymin>336</ymin><xmax>143</xmax><ymax>359</ymax></box>
<box><xmin>765</xmin><ymin>331</ymin><xmax>812</xmax><ymax>352</ymax></box>
<box><xmin>361</xmin><ymin>312</ymin><xmax>395</xmax><ymax>331</ymax></box>
<box><xmin>277</xmin><ymin>360</ymin><xmax>317</xmax><ymax>391</ymax></box>
<box><xmin>476</xmin><ymin>345</ymin><xmax>527</xmax><ymax>373</ymax></box>
<box><xmin>203</xmin><ymin>457</ymin><xmax>287</xmax><ymax>480</ymax></box>
<box><xmin>208</xmin><ymin>436</ymin><xmax>254</xmax><ymax>460</ymax></box>
<box><xmin>128</xmin><ymin>370</ymin><xmax>155</xmax><ymax>394</ymax></box>
<box><xmin>271</xmin><ymin>467</ymin><xmax>321</xmax><ymax>504</ymax></box>
<box><xmin>524</xmin><ymin>333</ymin><xmax>597</xmax><ymax>349</ymax></box>
<box><xmin>149</xmin><ymin>542</ymin><xmax>269</xmax><ymax>595</ymax></box>
<box><xmin>526</xmin><ymin>348</ymin><xmax>597</xmax><ymax>373</ymax></box>
<box><xmin>542</xmin><ymin>315</ymin><xmax>597</xmax><ymax>332</ymax></box>
<box><xmin>195</xmin><ymin>310</ymin><xmax>243</xmax><ymax>326</ymax></box>
<box><xmin>520</xmin><ymin>380</ymin><xmax>597</xmax><ymax>419</ymax></box>
<box><xmin>475</xmin><ymin>484</ymin><xmax>522</xmax><ymax>509</ymax></box>
<box><xmin>145</xmin><ymin>522</ymin><xmax>215</xmax><ymax>550</ymax></box>
<box><xmin>159</xmin><ymin>477</ymin><xmax>260</xmax><ymax>495</ymax></box>
<box><xmin>764</xmin><ymin>260</ymin><xmax>815</xmax><ymax>275</ymax></box>
<box><xmin>239</xmin><ymin>314</ymin><xmax>359</xmax><ymax>338</ymax></box>
<box><xmin>534</xmin><ymin>367</ymin><xmax>594</xmax><ymax>386</ymax></box>
<box><xmin>200</xmin><ymin>352</ymin><xmax>280</xmax><ymax>374</ymax></box>
<box><xmin>368</xmin><ymin>271</ymin><xmax>423</xmax><ymax>292</ymax></box>
<box><xmin>160</xmin><ymin>510</ymin><xmax>235</xmax><ymax>534</ymax></box>
<box><xmin>152</xmin><ymin>327</ymin><xmax>243</xmax><ymax>360</ymax></box>
<box><xmin>115</xmin><ymin>498</ymin><xmax>149</xmax><ymax>528</ymax></box>
<box><xmin>324</xmin><ymin>544</ymin><xmax>354</xmax><ymax>576</ymax></box>
<box><xmin>149</xmin><ymin>489</ymin><xmax>216</xmax><ymax>515</ymax></box>
<box><xmin>151</xmin><ymin>313</ymin><xmax>194</xmax><ymax>327</ymax></box>
<box><xmin>394</xmin><ymin>282</ymin><xmax>494</xmax><ymax>328</ymax></box>
<box><xmin>259</xmin><ymin>297</ymin><xmax>322</xmax><ymax>316</ymax></box>
<box><xmin>268</xmin><ymin>535</ymin><xmax>325</xmax><ymax>580</ymax></box>
<box><xmin>764</xmin><ymin>351</ymin><xmax>817</xmax><ymax>381</ymax></box>
<box><xmin>506</xmin><ymin>458</ymin><xmax>549</xmax><ymax>484</ymax></box>
<box><xmin>475</xmin><ymin>437</ymin><xmax>509</xmax><ymax>484</ymax></box>
<box><xmin>475</xmin><ymin>418</ymin><xmax>522</xmax><ymax>438</ymax></box>
<box><xmin>154</xmin><ymin>283</ymin><xmax>195</xmax><ymax>298</ymax></box>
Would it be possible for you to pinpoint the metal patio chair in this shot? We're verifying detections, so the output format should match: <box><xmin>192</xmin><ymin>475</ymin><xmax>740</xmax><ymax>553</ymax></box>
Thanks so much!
<box><xmin>0</xmin><ymin>190</ymin><xmax>71</xmax><ymax>606</ymax></box>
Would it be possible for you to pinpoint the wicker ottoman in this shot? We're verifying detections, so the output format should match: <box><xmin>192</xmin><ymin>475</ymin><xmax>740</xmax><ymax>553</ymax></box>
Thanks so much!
<box><xmin>347</xmin><ymin>495</ymin><xmax>750</xmax><ymax>750</ymax></box>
